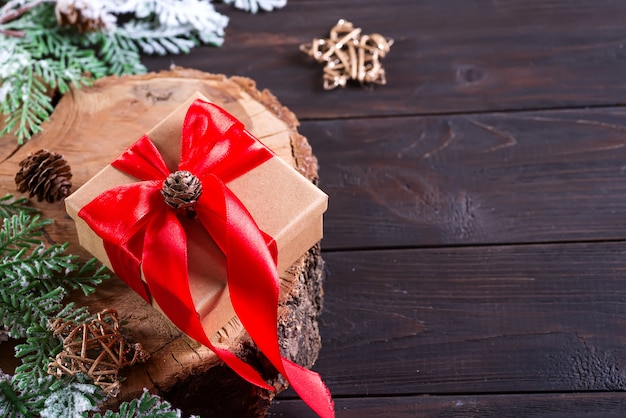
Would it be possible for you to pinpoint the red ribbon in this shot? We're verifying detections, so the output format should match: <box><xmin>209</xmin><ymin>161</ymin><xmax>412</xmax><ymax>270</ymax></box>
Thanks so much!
<box><xmin>78</xmin><ymin>100</ymin><xmax>334</xmax><ymax>417</ymax></box>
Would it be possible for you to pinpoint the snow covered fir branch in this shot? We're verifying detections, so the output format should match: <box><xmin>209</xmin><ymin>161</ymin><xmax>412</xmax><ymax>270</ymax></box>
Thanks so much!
<box><xmin>0</xmin><ymin>0</ymin><xmax>287</xmax><ymax>143</ymax></box>
<box><xmin>0</xmin><ymin>194</ymin><xmax>105</xmax><ymax>417</ymax></box>
<box><xmin>0</xmin><ymin>195</ymin><xmax>196</xmax><ymax>417</ymax></box>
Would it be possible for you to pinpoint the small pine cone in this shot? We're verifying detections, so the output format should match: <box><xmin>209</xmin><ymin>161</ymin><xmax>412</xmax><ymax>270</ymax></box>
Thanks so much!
<box><xmin>161</xmin><ymin>171</ymin><xmax>203</xmax><ymax>211</ymax></box>
<box><xmin>55</xmin><ymin>0</ymin><xmax>113</xmax><ymax>33</ymax></box>
<box><xmin>15</xmin><ymin>150</ymin><xmax>73</xmax><ymax>203</ymax></box>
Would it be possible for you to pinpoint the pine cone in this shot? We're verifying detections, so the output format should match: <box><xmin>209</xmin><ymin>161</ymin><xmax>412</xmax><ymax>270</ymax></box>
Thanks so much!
<box><xmin>161</xmin><ymin>171</ymin><xmax>203</xmax><ymax>211</ymax></box>
<box><xmin>15</xmin><ymin>150</ymin><xmax>73</xmax><ymax>203</ymax></box>
<box><xmin>54</xmin><ymin>0</ymin><xmax>113</xmax><ymax>33</ymax></box>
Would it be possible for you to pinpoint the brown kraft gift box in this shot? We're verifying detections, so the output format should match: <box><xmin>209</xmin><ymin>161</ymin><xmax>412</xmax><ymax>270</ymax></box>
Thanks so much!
<box><xmin>65</xmin><ymin>92</ymin><xmax>328</xmax><ymax>339</ymax></box>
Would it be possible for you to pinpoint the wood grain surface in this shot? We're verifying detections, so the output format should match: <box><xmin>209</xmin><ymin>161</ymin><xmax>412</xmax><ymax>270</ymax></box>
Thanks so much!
<box><xmin>271</xmin><ymin>393</ymin><xmax>626</xmax><ymax>418</ymax></box>
<box><xmin>302</xmin><ymin>108</ymin><xmax>626</xmax><ymax>249</ymax></box>
<box><xmin>317</xmin><ymin>244</ymin><xmax>626</xmax><ymax>395</ymax></box>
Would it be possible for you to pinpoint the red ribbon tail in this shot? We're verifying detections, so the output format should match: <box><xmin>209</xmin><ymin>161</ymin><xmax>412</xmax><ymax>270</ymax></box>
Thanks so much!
<box><xmin>104</xmin><ymin>240</ymin><xmax>150</xmax><ymax>303</ymax></box>
<box><xmin>204</xmin><ymin>343</ymin><xmax>274</xmax><ymax>391</ymax></box>
<box><xmin>283</xmin><ymin>359</ymin><xmax>335</xmax><ymax>418</ymax></box>
<box><xmin>208</xmin><ymin>178</ymin><xmax>334</xmax><ymax>417</ymax></box>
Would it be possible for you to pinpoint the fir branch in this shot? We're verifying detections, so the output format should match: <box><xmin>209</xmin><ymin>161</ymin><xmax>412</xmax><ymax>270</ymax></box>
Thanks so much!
<box><xmin>0</xmin><ymin>202</ymin><xmax>109</xmax><ymax>400</ymax></box>
<box><xmin>1</xmin><ymin>243</ymin><xmax>108</xmax><ymax>296</ymax></box>
<box><xmin>12</xmin><ymin>324</ymin><xmax>63</xmax><ymax>390</ymax></box>
<box><xmin>0</xmin><ymin>272</ymin><xmax>93</xmax><ymax>340</ymax></box>
<box><xmin>0</xmin><ymin>2</ymin><xmax>103</xmax><ymax>142</ymax></box>
<box><xmin>118</xmin><ymin>22</ymin><xmax>197</xmax><ymax>55</ymax></box>
<box><xmin>0</xmin><ymin>273</ymin><xmax>93</xmax><ymax>335</ymax></box>
<box><xmin>0</xmin><ymin>281</ymin><xmax>63</xmax><ymax>337</ymax></box>
<box><xmin>39</xmin><ymin>378</ymin><xmax>102</xmax><ymax>418</ymax></box>
<box><xmin>59</xmin><ymin>256</ymin><xmax>109</xmax><ymax>296</ymax></box>
<box><xmin>0</xmin><ymin>372</ymin><xmax>102</xmax><ymax>418</ymax></box>
<box><xmin>27</xmin><ymin>30</ymin><xmax>108</xmax><ymax>92</ymax></box>
<box><xmin>0</xmin><ymin>65</ymin><xmax>54</xmax><ymax>143</ymax></box>
<box><xmin>96</xmin><ymin>31</ymin><xmax>146</xmax><ymax>76</ymax></box>
<box><xmin>111</xmin><ymin>0</ymin><xmax>228</xmax><ymax>40</ymax></box>
<box><xmin>92</xmin><ymin>390</ymin><xmax>189</xmax><ymax>418</ymax></box>
<box><xmin>0</xmin><ymin>209</ymin><xmax>106</xmax><ymax>341</ymax></box>
<box><xmin>0</xmin><ymin>195</ymin><xmax>38</xmax><ymax>219</ymax></box>
<box><xmin>0</xmin><ymin>213</ymin><xmax>51</xmax><ymax>252</ymax></box>
<box><xmin>0</xmin><ymin>375</ymin><xmax>32</xmax><ymax>418</ymax></box>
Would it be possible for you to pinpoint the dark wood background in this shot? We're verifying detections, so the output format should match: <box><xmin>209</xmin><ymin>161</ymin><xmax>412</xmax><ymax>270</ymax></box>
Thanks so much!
<box><xmin>142</xmin><ymin>1</ymin><xmax>626</xmax><ymax>416</ymax></box>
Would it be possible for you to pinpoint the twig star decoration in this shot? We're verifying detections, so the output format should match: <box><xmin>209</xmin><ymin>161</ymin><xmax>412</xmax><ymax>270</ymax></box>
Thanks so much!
<box><xmin>300</xmin><ymin>19</ymin><xmax>394</xmax><ymax>90</ymax></box>
<box><xmin>48</xmin><ymin>309</ymin><xmax>149</xmax><ymax>397</ymax></box>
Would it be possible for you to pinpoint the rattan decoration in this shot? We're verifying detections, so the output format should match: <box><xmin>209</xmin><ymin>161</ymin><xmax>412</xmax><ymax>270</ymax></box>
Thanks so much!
<box><xmin>48</xmin><ymin>309</ymin><xmax>149</xmax><ymax>397</ymax></box>
<box><xmin>300</xmin><ymin>19</ymin><xmax>394</xmax><ymax>90</ymax></box>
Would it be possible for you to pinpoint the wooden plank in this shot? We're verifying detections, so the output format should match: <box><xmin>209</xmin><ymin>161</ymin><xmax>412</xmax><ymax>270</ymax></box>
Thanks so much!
<box><xmin>302</xmin><ymin>107</ymin><xmax>626</xmax><ymax>249</ymax></box>
<box><xmin>145</xmin><ymin>0</ymin><xmax>626</xmax><ymax>119</ymax></box>
<box><xmin>270</xmin><ymin>393</ymin><xmax>626</xmax><ymax>417</ymax></box>
<box><xmin>309</xmin><ymin>243</ymin><xmax>626</xmax><ymax>396</ymax></box>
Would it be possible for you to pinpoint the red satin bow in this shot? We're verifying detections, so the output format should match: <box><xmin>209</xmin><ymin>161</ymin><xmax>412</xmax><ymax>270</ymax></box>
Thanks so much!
<box><xmin>78</xmin><ymin>99</ymin><xmax>334</xmax><ymax>418</ymax></box>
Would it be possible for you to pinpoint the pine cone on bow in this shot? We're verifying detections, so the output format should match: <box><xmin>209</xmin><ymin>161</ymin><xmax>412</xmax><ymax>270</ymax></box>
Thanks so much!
<box><xmin>161</xmin><ymin>170</ymin><xmax>203</xmax><ymax>218</ymax></box>
<box><xmin>15</xmin><ymin>150</ymin><xmax>73</xmax><ymax>203</ymax></box>
<box><xmin>162</xmin><ymin>170</ymin><xmax>203</xmax><ymax>209</ymax></box>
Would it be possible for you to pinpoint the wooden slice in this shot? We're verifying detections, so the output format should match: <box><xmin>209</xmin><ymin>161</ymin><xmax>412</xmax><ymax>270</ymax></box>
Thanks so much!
<box><xmin>0</xmin><ymin>68</ymin><xmax>326</xmax><ymax>417</ymax></box>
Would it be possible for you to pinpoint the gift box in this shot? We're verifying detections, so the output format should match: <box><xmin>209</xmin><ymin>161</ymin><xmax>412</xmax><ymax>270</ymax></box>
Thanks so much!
<box><xmin>65</xmin><ymin>92</ymin><xmax>328</xmax><ymax>339</ymax></box>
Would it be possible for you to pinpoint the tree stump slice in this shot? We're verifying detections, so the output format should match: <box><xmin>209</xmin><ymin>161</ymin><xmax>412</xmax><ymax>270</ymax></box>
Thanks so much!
<box><xmin>0</xmin><ymin>68</ymin><xmax>326</xmax><ymax>417</ymax></box>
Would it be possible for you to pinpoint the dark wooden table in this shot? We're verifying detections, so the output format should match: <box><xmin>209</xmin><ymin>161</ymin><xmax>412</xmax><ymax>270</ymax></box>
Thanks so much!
<box><xmin>144</xmin><ymin>1</ymin><xmax>626</xmax><ymax>416</ymax></box>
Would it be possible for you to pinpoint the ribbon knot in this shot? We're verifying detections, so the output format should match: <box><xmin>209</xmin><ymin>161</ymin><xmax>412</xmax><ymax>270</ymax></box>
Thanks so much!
<box><xmin>78</xmin><ymin>99</ymin><xmax>334</xmax><ymax>418</ymax></box>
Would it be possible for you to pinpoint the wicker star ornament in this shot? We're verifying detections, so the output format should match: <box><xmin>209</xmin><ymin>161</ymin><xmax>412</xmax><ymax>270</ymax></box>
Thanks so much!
<box><xmin>300</xmin><ymin>19</ymin><xmax>394</xmax><ymax>90</ymax></box>
<box><xmin>48</xmin><ymin>309</ymin><xmax>149</xmax><ymax>397</ymax></box>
